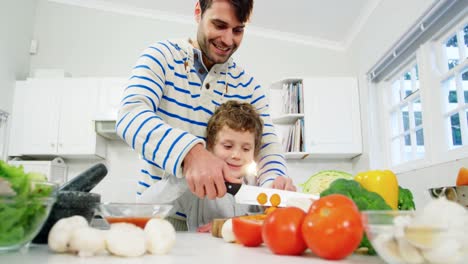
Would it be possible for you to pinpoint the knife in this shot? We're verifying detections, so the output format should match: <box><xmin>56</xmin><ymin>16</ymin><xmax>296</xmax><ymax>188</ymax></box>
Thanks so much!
<box><xmin>225</xmin><ymin>182</ymin><xmax>319</xmax><ymax>207</ymax></box>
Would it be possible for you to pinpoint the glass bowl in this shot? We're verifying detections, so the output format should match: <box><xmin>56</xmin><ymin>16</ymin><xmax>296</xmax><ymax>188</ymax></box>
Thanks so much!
<box><xmin>0</xmin><ymin>181</ymin><xmax>58</xmax><ymax>252</ymax></box>
<box><xmin>362</xmin><ymin>210</ymin><xmax>468</xmax><ymax>264</ymax></box>
<box><xmin>97</xmin><ymin>203</ymin><xmax>173</xmax><ymax>229</ymax></box>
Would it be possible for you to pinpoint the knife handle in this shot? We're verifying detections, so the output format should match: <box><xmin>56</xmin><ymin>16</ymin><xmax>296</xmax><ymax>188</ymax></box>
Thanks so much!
<box><xmin>225</xmin><ymin>182</ymin><xmax>242</xmax><ymax>196</ymax></box>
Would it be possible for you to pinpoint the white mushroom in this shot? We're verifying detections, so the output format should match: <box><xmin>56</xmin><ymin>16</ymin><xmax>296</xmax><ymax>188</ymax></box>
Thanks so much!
<box><xmin>144</xmin><ymin>218</ymin><xmax>176</xmax><ymax>255</ymax></box>
<box><xmin>106</xmin><ymin>223</ymin><xmax>146</xmax><ymax>257</ymax></box>
<box><xmin>422</xmin><ymin>238</ymin><xmax>462</xmax><ymax>264</ymax></box>
<box><xmin>68</xmin><ymin>227</ymin><xmax>107</xmax><ymax>257</ymax></box>
<box><xmin>221</xmin><ymin>218</ymin><xmax>235</xmax><ymax>243</ymax></box>
<box><xmin>48</xmin><ymin>215</ymin><xmax>89</xmax><ymax>253</ymax></box>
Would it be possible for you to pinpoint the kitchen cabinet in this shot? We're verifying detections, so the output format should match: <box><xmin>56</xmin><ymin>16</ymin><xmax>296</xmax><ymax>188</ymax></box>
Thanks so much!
<box><xmin>269</xmin><ymin>77</ymin><xmax>362</xmax><ymax>159</ymax></box>
<box><xmin>96</xmin><ymin>78</ymin><xmax>127</xmax><ymax>121</ymax></box>
<box><xmin>8</xmin><ymin>78</ymin><xmax>106</xmax><ymax>158</ymax></box>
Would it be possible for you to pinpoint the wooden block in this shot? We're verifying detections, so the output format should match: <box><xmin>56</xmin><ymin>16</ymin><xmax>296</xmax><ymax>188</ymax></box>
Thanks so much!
<box><xmin>211</xmin><ymin>218</ymin><xmax>228</xmax><ymax>238</ymax></box>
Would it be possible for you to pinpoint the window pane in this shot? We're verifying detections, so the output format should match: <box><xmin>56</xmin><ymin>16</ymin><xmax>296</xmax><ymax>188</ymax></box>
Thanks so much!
<box><xmin>413</xmin><ymin>98</ymin><xmax>423</xmax><ymax>127</ymax></box>
<box><xmin>401</xmin><ymin>105</ymin><xmax>409</xmax><ymax>131</ymax></box>
<box><xmin>416</xmin><ymin>129</ymin><xmax>424</xmax><ymax>146</ymax></box>
<box><xmin>403</xmin><ymin>71</ymin><xmax>412</xmax><ymax>97</ymax></box>
<box><xmin>450</xmin><ymin>113</ymin><xmax>462</xmax><ymax>146</ymax></box>
<box><xmin>414</xmin><ymin>65</ymin><xmax>420</xmax><ymax>90</ymax></box>
<box><xmin>390</xmin><ymin>111</ymin><xmax>399</xmax><ymax>137</ymax></box>
<box><xmin>443</xmin><ymin>77</ymin><xmax>458</xmax><ymax>112</ymax></box>
<box><xmin>463</xmin><ymin>70</ymin><xmax>468</xmax><ymax>103</ymax></box>
<box><xmin>404</xmin><ymin>133</ymin><xmax>411</xmax><ymax>146</ymax></box>
<box><xmin>446</xmin><ymin>34</ymin><xmax>460</xmax><ymax>70</ymax></box>
<box><xmin>464</xmin><ymin>24</ymin><xmax>468</xmax><ymax>59</ymax></box>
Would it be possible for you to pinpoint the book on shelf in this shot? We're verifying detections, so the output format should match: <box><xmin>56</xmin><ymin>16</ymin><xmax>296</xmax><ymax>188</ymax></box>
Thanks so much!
<box><xmin>282</xmin><ymin>118</ymin><xmax>305</xmax><ymax>153</ymax></box>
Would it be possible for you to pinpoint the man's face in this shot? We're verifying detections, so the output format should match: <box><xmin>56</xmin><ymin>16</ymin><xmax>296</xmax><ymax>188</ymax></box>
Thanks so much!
<box><xmin>196</xmin><ymin>0</ymin><xmax>245</xmax><ymax>69</ymax></box>
<box><xmin>211</xmin><ymin>125</ymin><xmax>255</xmax><ymax>180</ymax></box>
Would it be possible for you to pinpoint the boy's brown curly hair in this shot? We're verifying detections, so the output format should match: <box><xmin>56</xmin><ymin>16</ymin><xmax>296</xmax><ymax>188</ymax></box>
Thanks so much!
<box><xmin>206</xmin><ymin>100</ymin><xmax>263</xmax><ymax>157</ymax></box>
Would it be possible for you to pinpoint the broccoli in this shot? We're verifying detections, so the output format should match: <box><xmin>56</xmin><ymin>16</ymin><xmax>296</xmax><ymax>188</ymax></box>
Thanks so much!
<box><xmin>320</xmin><ymin>179</ymin><xmax>392</xmax><ymax>255</ymax></box>
<box><xmin>398</xmin><ymin>186</ymin><xmax>416</xmax><ymax>210</ymax></box>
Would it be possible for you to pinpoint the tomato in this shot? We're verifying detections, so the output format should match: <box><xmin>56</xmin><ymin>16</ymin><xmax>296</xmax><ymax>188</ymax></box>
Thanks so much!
<box><xmin>302</xmin><ymin>194</ymin><xmax>363</xmax><ymax>260</ymax></box>
<box><xmin>262</xmin><ymin>207</ymin><xmax>307</xmax><ymax>255</ymax></box>
<box><xmin>232</xmin><ymin>216</ymin><xmax>263</xmax><ymax>247</ymax></box>
<box><xmin>456</xmin><ymin>167</ymin><xmax>468</xmax><ymax>186</ymax></box>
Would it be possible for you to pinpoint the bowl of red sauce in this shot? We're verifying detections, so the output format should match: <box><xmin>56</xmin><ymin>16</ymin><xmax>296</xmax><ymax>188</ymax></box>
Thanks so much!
<box><xmin>98</xmin><ymin>203</ymin><xmax>173</xmax><ymax>228</ymax></box>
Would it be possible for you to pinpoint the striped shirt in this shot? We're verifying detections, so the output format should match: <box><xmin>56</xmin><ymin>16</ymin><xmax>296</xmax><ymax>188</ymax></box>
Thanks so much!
<box><xmin>116</xmin><ymin>39</ymin><xmax>287</xmax><ymax>205</ymax></box>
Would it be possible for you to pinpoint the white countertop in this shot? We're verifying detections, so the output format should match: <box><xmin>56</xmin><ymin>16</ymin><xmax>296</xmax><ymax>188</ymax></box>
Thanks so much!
<box><xmin>2</xmin><ymin>233</ymin><xmax>386</xmax><ymax>264</ymax></box>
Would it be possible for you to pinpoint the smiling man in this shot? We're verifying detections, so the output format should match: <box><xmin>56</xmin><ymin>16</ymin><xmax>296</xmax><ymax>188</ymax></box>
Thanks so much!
<box><xmin>117</xmin><ymin>0</ymin><xmax>295</xmax><ymax>230</ymax></box>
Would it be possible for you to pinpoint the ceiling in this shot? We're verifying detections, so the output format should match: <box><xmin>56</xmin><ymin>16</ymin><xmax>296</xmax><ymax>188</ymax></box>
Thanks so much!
<box><xmin>50</xmin><ymin>0</ymin><xmax>380</xmax><ymax>51</ymax></box>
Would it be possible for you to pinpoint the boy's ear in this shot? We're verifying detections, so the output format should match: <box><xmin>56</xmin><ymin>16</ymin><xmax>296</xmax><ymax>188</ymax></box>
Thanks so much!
<box><xmin>194</xmin><ymin>1</ymin><xmax>201</xmax><ymax>23</ymax></box>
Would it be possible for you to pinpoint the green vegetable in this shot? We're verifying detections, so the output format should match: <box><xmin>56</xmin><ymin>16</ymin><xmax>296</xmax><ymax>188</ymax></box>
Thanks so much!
<box><xmin>320</xmin><ymin>179</ymin><xmax>392</xmax><ymax>255</ymax></box>
<box><xmin>300</xmin><ymin>170</ymin><xmax>353</xmax><ymax>194</ymax></box>
<box><xmin>398</xmin><ymin>186</ymin><xmax>416</xmax><ymax>210</ymax></box>
<box><xmin>0</xmin><ymin>160</ymin><xmax>52</xmax><ymax>247</ymax></box>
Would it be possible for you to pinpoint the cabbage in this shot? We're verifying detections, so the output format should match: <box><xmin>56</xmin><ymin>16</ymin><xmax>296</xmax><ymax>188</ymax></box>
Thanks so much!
<box><xmin>299</xmin><ymin>170</ymin><xmax>353</xmax><ymax>194</ymax></box>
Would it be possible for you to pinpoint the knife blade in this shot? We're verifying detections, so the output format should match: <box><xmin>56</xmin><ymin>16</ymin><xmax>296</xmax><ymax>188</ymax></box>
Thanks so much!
<box><xmin>225</xmin><ymin>182</ymin><xmax>319</xmax><ymax>207</ymax></box>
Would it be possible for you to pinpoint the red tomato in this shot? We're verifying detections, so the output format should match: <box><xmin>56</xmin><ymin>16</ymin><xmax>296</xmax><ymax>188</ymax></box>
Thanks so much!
<box><xmin>302</xmin><ymin>194</ymin><xmax>363</xmax><ymax>260</ymax></box>
<box><xmin>262</xmin><ymin>207</ymin><xmax>307</xmax><ymax>255</ymax></box>
<box><xmin>232</xmin><ymin>216</ymin><xmax>263</xmax><ymax>247</ymax></box>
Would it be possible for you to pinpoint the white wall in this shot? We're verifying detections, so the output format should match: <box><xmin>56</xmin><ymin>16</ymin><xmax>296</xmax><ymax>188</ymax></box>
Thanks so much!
<box><xmin>0</xmin><ymin>0</ymin><xmax>36</xmax><ymax>112</ymax></box>
<box><xmin>347</xmin><ymin>0</ymin><xmax>468</xmax><ymax>209</ymax></box>
<box><xmin>29</xmin><ymin>0</ymin><xmax>354</xmax><ymax>201</ymax></box>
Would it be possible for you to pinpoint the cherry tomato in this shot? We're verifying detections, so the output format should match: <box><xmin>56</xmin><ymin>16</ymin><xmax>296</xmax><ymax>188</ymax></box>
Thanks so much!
<box><xmin>302</xmin><ymin>194</ymin><xmax>363</xmax><ymax>260</ymax></box>
<box><xmin>262</xmin><ymin>207</ymin><xmax>307</xmax><ymax>255</ymax></box>
<box><xmin>232</xmin><ymin>216</ymin><xmax>263</xmax><ymax>247</ymax></box>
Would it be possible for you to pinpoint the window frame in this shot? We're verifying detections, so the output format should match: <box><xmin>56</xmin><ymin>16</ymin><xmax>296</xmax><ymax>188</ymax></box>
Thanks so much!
<box><xmin>374</xmin><ymin>17</ymin><xmax>468</xmax><ymax>174</ymax></box>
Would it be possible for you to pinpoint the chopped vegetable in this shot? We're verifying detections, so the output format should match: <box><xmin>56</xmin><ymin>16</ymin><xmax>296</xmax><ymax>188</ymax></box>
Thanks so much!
<box><xmin>320</xmin><ymin>179</ymin><xmax>392</xmax><ymax>255</ymax></box>
<box><xmin>456</xmin><ymin>167</ymin><xmax>468</xmax><ymax>186</ymax></box>
<box><xmin>398</xmin><ymin>186</ymin><xmax>416</xmax><ymax>210</ymax></box>
<box><xmin>300</xmin><ymin>170</ymin><xmax>353</xmax><ymax>194</ymax></box>
<box><xmin>354</xmin><ymin>170</ymin><xmax>399</xmax><ymax>210</ymax></box>
<box><xmin>0</xmin><ymin>160</ymin><xmax>53</xmax><ymax>247</ymax></box>
<box><xmin>269</xmin><ymin>194</ymin><xmax>281</xmax><ymax>207</ymax></box>
<box><xmin>256</xmin><ymin>193</ymin><xmax>267</xmax><ymax>205</ymax></box>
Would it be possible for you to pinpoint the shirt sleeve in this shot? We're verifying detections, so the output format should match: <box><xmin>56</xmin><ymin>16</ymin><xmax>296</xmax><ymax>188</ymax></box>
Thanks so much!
<box><xmin>116</xmin><ymin>43</ymin><xmax>204</xmax><ymax>178</ymax></box>
<box><xmin>249</xmin><ymin>80</ymin><xmax>288</xmax><ymax>188</ymax></box>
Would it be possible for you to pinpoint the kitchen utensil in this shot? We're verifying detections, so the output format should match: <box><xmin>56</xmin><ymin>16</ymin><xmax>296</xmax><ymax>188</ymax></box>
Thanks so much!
<box><xmin>32</xmin><ymin>163</ymin><xmax>108</xmax><ymax>244</ymax></box>
<box><xmin>428</xmin><ymin>186</ymin><xmax>468</xmax><ymax>208</ymax></box>
<box><xmin>225</xmin><ymin>182</ymin><xmax>319</xmax><ymax>207</ymax></box>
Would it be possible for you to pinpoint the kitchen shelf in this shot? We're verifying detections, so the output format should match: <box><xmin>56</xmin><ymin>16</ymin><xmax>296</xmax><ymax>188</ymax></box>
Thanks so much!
<box><xmin>272</xmin><ymin>113</ymin><xmax>304</xmax><ymax>124</ymax></box>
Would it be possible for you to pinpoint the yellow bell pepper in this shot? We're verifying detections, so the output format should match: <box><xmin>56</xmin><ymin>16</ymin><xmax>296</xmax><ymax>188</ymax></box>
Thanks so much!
<box><xmin>354</xmin><ymin>170</ymin><xmax>399</xmax><ymax>210</ymax></box>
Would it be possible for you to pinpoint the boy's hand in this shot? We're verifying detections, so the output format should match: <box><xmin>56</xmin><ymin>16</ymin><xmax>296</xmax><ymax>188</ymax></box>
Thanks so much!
<box><xmin>272</xmin><ymin>176</ymin><xmax>296</xmax><ymax>191</ymax></box>
<box><xmin>183</xmin><ymin>144</ymin><xmax>241</xmax><ymax>199</ymax></box>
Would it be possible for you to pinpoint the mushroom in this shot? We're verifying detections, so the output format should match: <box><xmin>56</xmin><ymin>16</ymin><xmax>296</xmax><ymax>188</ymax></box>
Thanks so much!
<box><xmin>68</xmin><ymin>226</ymin><xmax>106</xmax><ymax>257</ymax></box>
<box><xmin>105</xmin><ymin>223</ymin><xmax>146</xmax><ymax>257</ymax></box>
<box><xmin>48</xmin><ymin>215</ymin><xmax>89</xmax><ymax>253</ymax></box>
<box><xmin>144</xmin><ymin>218</ymin><xmax>176</xmax><ymax>255</ymax></box>
<box><xmin>221</xmin><ymin>218</ymin><xmax>235</xmax><ymax>243</ymax></box>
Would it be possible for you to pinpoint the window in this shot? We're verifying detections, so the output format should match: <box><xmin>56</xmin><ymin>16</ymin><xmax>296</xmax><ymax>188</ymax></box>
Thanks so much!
<box><xmin>386</xmin><ymin>63</ymin><xmax>424</xmax><ymax>166</ymax></box>
<box><xmin>375</xmin><ymin>17</ymin><xmax>468</xmax><ymax>172</ymax></box>
<box><xmin>440</xmin><ymin>23</ymin><xmax>468</xmax><ymax>149</ymax></box>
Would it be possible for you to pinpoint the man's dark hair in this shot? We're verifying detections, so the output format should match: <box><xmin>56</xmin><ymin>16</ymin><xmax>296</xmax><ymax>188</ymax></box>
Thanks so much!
<box><xmin>199</xmin><ymin>0</ymin><xmax>254</xmax><ymax>23</ymax></box>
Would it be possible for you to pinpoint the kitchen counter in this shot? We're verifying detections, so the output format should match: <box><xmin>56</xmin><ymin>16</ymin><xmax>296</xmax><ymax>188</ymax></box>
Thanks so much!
<box><xmin>2</xmin><ymin>233</ymin><xmax>385</xmax><ymax>264</ymax></box>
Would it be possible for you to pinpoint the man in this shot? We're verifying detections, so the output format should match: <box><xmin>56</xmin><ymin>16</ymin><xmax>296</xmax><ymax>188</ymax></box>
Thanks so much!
<box><xmin>117</xmin><ymin>0</ymin><xmax>295</xmax><ymax>219</ymax></box>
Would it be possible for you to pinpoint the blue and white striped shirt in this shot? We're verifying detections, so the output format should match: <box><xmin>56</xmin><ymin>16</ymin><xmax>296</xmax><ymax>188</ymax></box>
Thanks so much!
<box><xmin>116</xmin><ymin>39</ymin><xmax>287</xmax><ymax>203</ymax></box>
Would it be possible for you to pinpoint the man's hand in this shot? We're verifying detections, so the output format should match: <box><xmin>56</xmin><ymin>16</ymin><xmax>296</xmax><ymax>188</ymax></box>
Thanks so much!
<box><xmin>272</xmin><ymin>176</ymin><xmax>296</xmax><ymax>191</ymax></box>
<box><xmin>183</xmin><ymin>144</ymin><xmax>241</xmax><ymax>199</ymax></box>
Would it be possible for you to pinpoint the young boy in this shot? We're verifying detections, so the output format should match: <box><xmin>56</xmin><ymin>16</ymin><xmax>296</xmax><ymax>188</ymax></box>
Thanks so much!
<box><xmin>138</xmin><ymin>100</ymin><xmax>263</xmax><ymax>231</ymax></box>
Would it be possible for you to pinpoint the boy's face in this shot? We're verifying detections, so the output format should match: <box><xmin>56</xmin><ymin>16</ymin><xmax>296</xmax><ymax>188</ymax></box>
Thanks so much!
<box><xmin>195</xmin><ymin>0</ymin><xmax>245</xmax><ymax>69</ymax></box>
<box><xmin>211</xmin><ymin>125</ymin><xmax>255</xmax><ymax>179</ymax></box>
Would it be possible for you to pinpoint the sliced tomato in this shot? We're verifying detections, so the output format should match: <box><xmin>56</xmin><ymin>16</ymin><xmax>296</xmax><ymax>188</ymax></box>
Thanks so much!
<box><xmin>232</xmin><ymin>216</ymin><xmax>263</xmax><ymax>247</ymax></box>
<box><xmin>262</xmin><ymin>207</ymin><xmax>307</xmax><ymax>255</ymax></box>
<box><xmin>302</xmin><ymin>194</ymin><xmax>363</xmax><ymax>260</ymax></box>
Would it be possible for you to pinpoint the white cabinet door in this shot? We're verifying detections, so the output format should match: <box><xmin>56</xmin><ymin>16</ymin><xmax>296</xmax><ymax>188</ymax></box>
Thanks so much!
<box><xmin>58</xmin><ymin>78</ymin><xmax>102</xmax><ymax>155</ymax></box>
<box><xmin>21</xmin><ymin>79</ymin><xmax>62</xmax><ymax>155</ymax></box>
<box><xmin>303</xmin><ymin>77</ymin><xmax>362</xmax><ymax>158</ymax></box>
